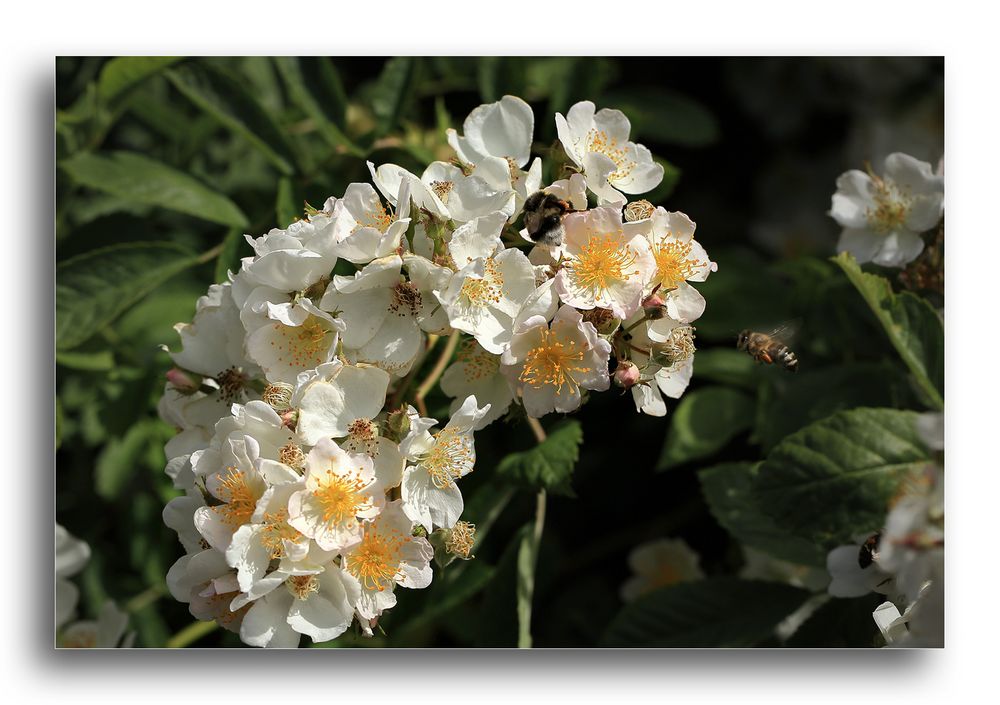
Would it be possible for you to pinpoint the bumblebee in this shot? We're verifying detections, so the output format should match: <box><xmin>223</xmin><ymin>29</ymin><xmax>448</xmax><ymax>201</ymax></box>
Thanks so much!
<box><xmin>858</xmin><ymin>532</ymin><xmax>882</xmax><ymax>569</ymax></box>
<box><xmin>736</xmin><ymin>324</ymin><xmax>799</xmax><ymax>372</ymax></box>
<box><xmin>523</xmin><ymin>190</ymin><xmax>573</xmax><ymax>247</ymax></box>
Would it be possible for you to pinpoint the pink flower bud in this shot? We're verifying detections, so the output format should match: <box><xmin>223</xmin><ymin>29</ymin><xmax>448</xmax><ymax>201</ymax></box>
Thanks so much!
<box><xmin>613</xmin><ymin>360</ymin><xmax>641</xmax><ymax>389</ymax></box>
<box><xmin>165</xmin><ymin>367</ymin><xmax>197</xmax><ymax>392</ymax></box>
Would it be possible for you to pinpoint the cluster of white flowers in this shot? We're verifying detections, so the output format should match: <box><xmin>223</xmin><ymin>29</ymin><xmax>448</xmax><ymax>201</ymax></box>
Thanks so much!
<box><xmin>825</xmin><ymin>413</ymin><xmax>944</xmax><ymax>647</ymax></box>
<box><xmin>159</xmin><ymin>96</ymin><xmax>714</xmax><ymax>647</ymax></box>
<box><xmin>56</xmin><ymin>524</ymin><xmax>132</xmax><ymax>648</ymax></box>
<box><xmin>829</xmin><ymin>152</ymin><xmax>944</xmax><ymax>268</ymax></box>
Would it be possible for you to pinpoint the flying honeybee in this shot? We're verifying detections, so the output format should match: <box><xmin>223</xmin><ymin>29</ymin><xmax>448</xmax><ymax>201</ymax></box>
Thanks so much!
<box><xmin>736</xmin><ymin>323</ymin><xmax>799</xmax><ymax>372</ymax></box>
<box><xmin>523</xmin><ymin>190</ymin><xmax>574</xmax><ymax>247</ymax></box>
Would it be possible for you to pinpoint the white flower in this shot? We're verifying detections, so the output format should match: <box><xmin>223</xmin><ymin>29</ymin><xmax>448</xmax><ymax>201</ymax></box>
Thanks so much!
<box><xmin>320</xmin><ymin>255</ymin><xmax>427</xmax><ymax>377</ymax></box>
<box><xmin>619</xmin><ymin>314</ymin><xmax>696</xmax><ymax>417</ymax></box>
<box><xmin>331</xmin><ymin>181</ymin><xmax>411</xmax><ymax>265</ymax></box>
<box><xmin>226</xmin><ymin>482</ymin><xmax>309</xmax><ymax>593</ymax></box>
<box><xmin>399</xmin><ymin>396</ymin><xmax>490</xmax><ymax>530</ymax></box>
<box><xmin>292</xmin><ymin>360</ymin><xmax>391</xmax><ymax>446</ymax></box>
<box><xmin>56</xmin><ymin>524</ymin><xmax>90</xmax><ymax>630</ymax></box>
<box><xmin>826</xmin><ymin>541</ymin><xmax>896</xmax><ymax>598</ymax></box>
<box><xmin>58</xmin><ymin>601</ymin><xmax>133</xmax><ymax>648</ymax></box>
<box><xmin>501</xmin><ymin>305</ymin><xmax>612</xmax><ymax>417</ymax></box>
<box><xmin>829</xmin><ymin>152</ymin><xmax>944</xmax><ymax>267</ymax></box>
<box><xmin>555</xmin><ymin>100</ymin><xmax>663</xmax><ymax>205</ymax></box>
<box><xmin>288</xmin><ymin>438</ymin><xmax>392</xmax><ymax>552</ymax></box>
<box><xmin>554</xmin><ymin>207</ymin><xmax>656</xmax><ymax>319</ymax></box>
<box><xmin>340</xmin><ymin>500</ymin><xmax>434</xmax><ymax>621</ymax></box>
<box><xmin>644</xmin><ymin>209</ymin><xmax>716</xmax><ymax>323</ymax></box>
<box><xmin>242</xmin><ymin>213</ymin><xmax>338</xmax><ymax>292</ymax></box>
<box><xmin>447</xmin><ymin>95</ymin><xmax>534</xmax><ymax>169</ymax></box>
<box><xmin>244</xmin><ymin>297</ymin><xmax>346</xmax><ymax>385</ymax></box>
<box><xmin>440</xmin><ymin>340</ymin><xmax>514</xmax><ymax>429</ymax></box>
<box><xmin>872</xmin><ymin>601</ymin><xmax>909</xmax><ymax>646</ymax></box>
<box><xmin>620</xmin><ymin>538</ymin><xmax>704</xmax><ymax>602</ymax></box>
<box><xmin>169</xmin><ymin>282</ymin><xmax>260</xmax><ymax>383</ymax></box>
<box><xmin>166</xmin><ymin>548</ymin><xmax>250</xmax><ymax>635</ymax></box>
<box><xmin>239</xmin><ymin>564</ymin><xmax>360</xmax><ymax>648</ymax></box>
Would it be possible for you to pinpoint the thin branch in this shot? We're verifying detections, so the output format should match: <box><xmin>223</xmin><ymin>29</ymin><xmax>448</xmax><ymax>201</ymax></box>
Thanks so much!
<box><xmin>165</xmin><ymin>620</ymin><xmax>218</xmax><ymax>648</ymax></box>
<box><xmin>413</xmin><ymin>330</ymin><xmax>460</xmax><ymax>417</ymax></box>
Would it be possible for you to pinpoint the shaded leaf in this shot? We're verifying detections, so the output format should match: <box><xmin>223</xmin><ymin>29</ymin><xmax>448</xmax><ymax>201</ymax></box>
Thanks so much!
<box><xmin>371</xmin><ymin>57</ymin><xmax>418</xmax><ymax>137</ymax></box>
<box><xmin>275</xmin><ymin>176</ymin><xmax>300</xmax><ymax>228</ymax></box>
<box><xmin>478</xmin><ymin>57</ymin><xmax>527</xmax><ymax>102</ymax></box>
<box><xmin>601</xmin><ymin>578</ymin><xmax>810</xmax><ymax>647</ymax></box>
<box><xmin>604</xmin><ymin>87</ymin><xmax>719</xmax><ymax>147</ymax></box>
<box><xmin>97</xmin><ymin>57</ymin><xmax>182</xmax><ymax>102</ymax></box>
<box><xmin>785</xmin><ymin>594</ymin><xmax>883</xmax><ymax>647</ymax></box>
<box><xmin>693</xmin><ymin>348</ymin><xmax>758</xmax><ymax>390</ymax></box>
<box><xmin>832</xmin><ymin>252</ymin><xmax>943</xmax><ymax>409</ymax></box>
<box><xmin>95</xmin><ymin>421</ymin><xmax>160</xmax><ymax>500</ymax></box>
<box><xmin>496</xmin><ymin>421</ymin><xmax>582</xmax><ymax>496</ymax></box>
<box><xmin>214</xmin><ymin>227</ymin><xmax>245</xmax><ymax>284</ymax></box>
<box><xmin>57</xmin><ymin>242</ymin><xmax>200</xmax><ymax>350</ymax></box>
<box><xmin>273</xmin><ymin>57</ymin><xmax>361</xmax><ymax>155</ymax></box>
<box><xmin>60</xmin><ymin>151</ymin><xmax>248</xmax><ymax>227</ymax></box>
<box><xmin>753</xmin><ymin>408</ymin><xmax>930</xmax><ymax>549</ymax></box>
<box><xmin>657</xmin><ymin>386</ymin><xmax>755</xmax><ymax>470</ymax></box>
<box><xmin>700</xmin><ymin>462</ymin><xmax>825</xmax><ymax>566</ymax></box>
<box><xmin>166</xmin><ymin>63</ymin><xmax>299</xmax><ymax>175</ymax></box>
<box><xmin>56</xmin><ymin>349</ymin><xmax>115</xmax><ymax>371</ymax></box>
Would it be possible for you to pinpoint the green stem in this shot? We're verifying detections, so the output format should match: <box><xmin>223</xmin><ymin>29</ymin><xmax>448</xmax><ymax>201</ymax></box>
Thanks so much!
<box><xmin>517</xmin><ymin>417</ymin><xmax>548</xmax><ymax>649</ymax></box>
<box><xmin>414</xmin><ymin>330</ymin><xmax>461</xmax><ymax>417</ymax></box>
<box><xmin>165</xmin><ymin>620</ymin><xmax>218</xmax><ymax>648</ymax></box>
<box><xmin>125</xmin><ymin>585</ymin><xmax>164</xmax><ymax>614</ymax></box>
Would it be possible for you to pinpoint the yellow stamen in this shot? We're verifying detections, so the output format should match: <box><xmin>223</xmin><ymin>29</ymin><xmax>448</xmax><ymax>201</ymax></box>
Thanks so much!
<box><xmin>258</xmin><ymin>509</ymin><xmax>303</xmax><ymax>559</ymax></box>
<box><xmin>585</xmin><ymin>128</ymin><xmax>635</xmax><ymax>183</ymax></box>
<box><xmin>346</xmin><ymin>525</ymin><xmax>411</xmax><ymax>592</ymax></box>
<box><xmin>652</xmin><ymin>239</ymin><xmax>703</xmax><ymax>290</ymax></box>
<box><xmin>314</xmin><ymin>469</ymin><xmax>371</xmax><ymax>525</ymax></box>
<box><xmin>270</xmin><ymin>316</ymin><xmax>334</xmax><ymax>370</ymax></box>
<box><xmin>423</xmin><ymin>427</ymin><xmax>475</xmax><ymax>488</ymax></box>
<box><xmin>519</xmin><ymin>328</ymin><xmax>588</xmax><ymax>393</ymax></box>
<box><xmin>566</xmin><ymin>233</ymin><xmax>637</xmax><ymax>293</ymax></box>
<box><xmin>459</xmin><ymin>258</ymin><xmax>505</xmax><ymax>307</ymax></box>
<box><xmin>457</xmin><ymin>340</ymin><xmax>500</xmax><ymax>383</ymax></box>
<box><xmin>212</xmin><ymin>466</ymin><xmax>257</xmax><ymax>528</ymax></box>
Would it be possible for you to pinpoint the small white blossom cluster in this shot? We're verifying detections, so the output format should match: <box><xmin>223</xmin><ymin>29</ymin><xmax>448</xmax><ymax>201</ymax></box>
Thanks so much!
<box><xmin>825</xmin><ymin>413</ymin><xmax>944</xmax><ymax>647</ymax></box>
<box><xmin>56</xmin><ymin>524</ymin><xmax>132</xmax><ymax>648</ymax></box>
<box><xmin>159</xmin><ymin>96</ymin><xmax>714</xmax><ymax>647</ymax></box>
<box><xmin>829</xmin><ymin>152</ymin><xmax>944</xmax><ymax>267</ymax></box>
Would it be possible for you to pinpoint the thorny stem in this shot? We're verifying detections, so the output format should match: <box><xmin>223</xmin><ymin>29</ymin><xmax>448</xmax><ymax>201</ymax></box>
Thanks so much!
<box><xmin>414</xmin><ymin>330</ymin><xmax>461</xmax><ymax>417</ymax></box>
<box><xmin>518</xmin><ymin>416</ymin><xmax>548</xmax><ymax>649</ymax></box>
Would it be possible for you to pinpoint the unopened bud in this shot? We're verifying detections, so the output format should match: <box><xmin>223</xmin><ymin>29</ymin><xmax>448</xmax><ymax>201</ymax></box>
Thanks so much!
<box><xmin>613</xmin><ymin>360</ymin><xmax>642</xmax><ymax>389</ymax></box>
<box><xmin>280</xmin><ymin>409</ymin><xmax>298</xmax><ymax>431</ymax></box>
<box><xmin>624</xmin><ymin>199</ymin><xmax>655</xmax><ymax>222</ymax></box>
<box><xmin>166</xmin><ymin>368</ymin><xmax>198</xmax><ymax>393</ymax></box>
<box><xmin>384</xmin><ymin>408</ymin><xmax>411</xmax><ymax>443</ymax></box>
<box><xmin>262</xmin><ymin>382</ymin><xmax>294</xmax><ymax>411</ymax></box>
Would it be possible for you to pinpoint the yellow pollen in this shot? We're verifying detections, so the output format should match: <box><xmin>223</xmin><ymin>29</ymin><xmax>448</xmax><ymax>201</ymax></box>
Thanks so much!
<box><xmin>354</xmin><ymin>200</ymin><xmax>395</xmax><ymax>233</ymax></box>
<box><xmin>270</xmin><ymin>316</ymin><xmax>334</xmax><ymax>370</ymax></box>
<box><xmin>567</xmin><ymin>233</ymin><xmax>637</xmax><ymax>293</ymax></box>
<box><xmin>456</xmin><ymin>340</ymin><xmax>500</xmax><ymax>383</ymax></box>
<box><xmin>430</xmin><ymin>180</ymin><xmax>454</xmax><ymax>203</ymax></box>
<box><xmin>212</xmin><ymin>466</ymin><xmax>257</xmax><ymax>528</ymax></box>
<box><xmin>258</xmin><ymin>509</ymin><xmax>302</xmax><ymax>559</ymax></box>
<box><xmin>652</xmin><ymin>239</ymin><xmax>703</xmax><ymax>290</ymax></box>
<box><xmin>866</xmin><ymin>172</ymin><xmax>912</xmax><ymax>234</ymax></box>
<box><xmin>459</xmin><ymin>258</ymin><xmax>505</xmax><ymax>307</ymax></box>
<box><xmin>519</xmin><ymin>328</ymin><xmax>588</xmax><ymax>393</ymax></box>
<box><xmin>286</xmin><ymin>575</ymin><xmax>320</xmax><ymax>601</ymax></box>
<box><xmin>315</xmin><ymin>469</ymin><xmax>371</xmax><ymax>525</ymax></box>
<box><xmin>445</xmin><ymin>521</ymin><xmax>476</xmax><ymax>559</ymax></box>
<box><xmin>347</xmin><ymin>526</ymin><xmax>410</xmax><ymax>592</ymax></box>
<box><xmin>585</xmin><ymin>128</ymin><xmax>635</xmax><ymax>183</ymax></box>
<box><xmin>279</xmin><ymin>442</ymin><xmax>305</xmax><ymax>471</ymax></box>
<box><xmin>423</xmin><ymin>427</ymin><xmax>475</xmax><ymax>488</ymax></box>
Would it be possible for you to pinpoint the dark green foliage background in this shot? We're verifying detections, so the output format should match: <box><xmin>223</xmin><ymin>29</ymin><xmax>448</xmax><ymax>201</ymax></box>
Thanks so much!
<box><xmin>55</xmin><ymin>57</ymin><xmax>944</xmax><ymax>648</ymax></box>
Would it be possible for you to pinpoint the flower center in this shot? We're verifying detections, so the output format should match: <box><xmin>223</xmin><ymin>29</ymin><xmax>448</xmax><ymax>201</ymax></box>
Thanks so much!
<box><xmin>212</xmin><ymin>466</ymin><xmax>258</xmax><ymax>528</ymax></box>
<box><xmin>652</xmin><ymin>240</ymin><xmax>702</xmax><ymax>290</ymax></box>
<box><xmin>258</xmin><ymin>509</ymin><xmax>302</xmax><ymax>559</ymax></box>
<box><xmin>389</xmin><ymin>281</ymin><xmax>422</xmax><ymax>318</ymax></box>
<box><xmin>585</xmin><ymin>129</ymin><xmax>635</xmax><ymax>183</ymax></box>
<box><xmin>866</xmin><ymin>174</ymin><xmax>911</xmax><ymax>234</ymax></box>
<box><xmin>354</xmin><ymin>200</ymin><xmax>395</xmax><ymax>233</ymax></box>
<box><xmin>445</xmin><ymin>521</ymin><xmax>476</xmax><ymax>559</ymax></box>
<box><xmin>345</xmin><ymin>418</ymin><xmax>379</xmax><ymax>456</ymax></box>
<box><xmin>347</xmin><ymin>528</ymin><xmax>410</xmax><ymax>592</ymax></box>
<box><xmin>651</xmin><ymin>325</ymin><xmax>696</xmax><ymax>367</ymax></box>
<box><xmin>216</xmin><ymin>367</ymin><xmax>249</xmax><ymax>405</ymax></box>
<box><xmin>423</xmin><ymin>427</ymin><xmax>475</xmax><ymax>488</ymax></box>
<box><xmin>459</xmin><ymin>258</ymin><xmax>505</xmax><ymax>307</ymax></box>
<box><xmin>567</xmin><ymin>234</ymin><xmax>637</xmax><ymax>293</ymax></box>
<box><xmin>279</xmin><ymin>442</ymin><xmax>305</xmax><ymax>471</ymax></box>
<box><xmin>519</xmin><ymin>328</ymin><xmax>588</xmax><ymax>393</ymax></box>
<box><xmin>271</xmin><ymin>316</ymin><xmax>334</xmax><ymax>370</ymax></box>
<box><xmin>262</xmin><ymin>382</ymin><xmax>294</xmax><ymax>411</ymax></box>
<box><xmin>457</xmin><ymin>340</ymin><xmax>500</xmax><ymax>383</ymax></box>
<box><xmin>286</xmin><ymin>574</ymin><xmax>320</xmax><ymax>601</ymax></box>
<box><xmin>430</xmin><ymin>180</ymin><xmax>454</xmax><ymax>203</ymax></box>
<box><xmin>624</xmin><ymin>200</ymin><xmax>655</xmax><ymax>222</ymax></box>
<box><xmin>315</xmin><ymin>469</ymin><xmax>372</xmax><ymax>525</ymax></box>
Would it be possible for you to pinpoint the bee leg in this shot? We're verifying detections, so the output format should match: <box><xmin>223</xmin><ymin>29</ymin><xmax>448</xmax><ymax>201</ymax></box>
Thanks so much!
<box><xmin>760</xmin><ymin>352</ymin><xmax>773</xmax><ymax>364</ymax></box>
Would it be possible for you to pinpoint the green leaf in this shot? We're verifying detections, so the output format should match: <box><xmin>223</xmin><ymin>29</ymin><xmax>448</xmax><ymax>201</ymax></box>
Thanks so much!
<box><xmin>60</xmin><ymin>151</ymin><xmax>248</xmax><ymax>227</ymax></box>
<box><xmin>601</xmin><ymin>578</ymin><xmax>810</xmax><ymax>647</ymax></box>
<box><xmin>831</xmin><ymin>252</ymin><xmax>944</xmax><ymax>409</ymax></box>
<box><xmin>785</xmin><ymin>594</ymin><xmax>883</xmax><ymax>647</ymax></box>
<box><xmin>57</xmin><ymin>242</ymin><xmax>201</xmax><ymax>350</ymax></box>
<box><xmin>391</xmin><ymin>560</ymin><xmax>496</xmax><ymax>645</ymax></box>
<box><xmin>603</xmin><ymin>87</ymin><xmax>719</xmax><ymax>147</ymax></box>
<box><xmin>55</xmin><ymin>348</ymin><xmax>115</xmax><ymax>371</ymax></box>
<box><xmin>272</xmin><ymin>57</ymin><xmax>361</xmax><ymax>156</ymax></box>
<box><xmin>275</xmin><ymin>176</ymin><xmax>300</xmax><ymax>228</ymax></box>
<box><xmin>371</xmin><ymin>57</ymin><xmax>419</xmax><ymax>136</ymax></box>
<box><xmin>95</xmin><ymin>420</ymin><xmax>159</xmax><ymax>500</ymax></box>
<box><xmin>753</xmin><ymin>408</ymin><xmax>930</xmax><ymax>549</ymax></box>
<box><xmin>214</xmin><ymin>227</ymin><xmax>245</xmax><ymax>284</ymax></box>
<box><xmin>693</xmin><ymin>348</ymin><xmax>758</xmax><ymax>390</ymax></box>
<box><xmin>496</xmin><ymin>420</ymin><xmax>582</xmax><ymax>496</ymax></box>
<box><xmin>166</xmin><ymin>63</ymin><xmax>299</xmax><ymax>175</ymax></box>
<box><xmin>699</xmin><ymin>462</ymin><xmax>826</xmax><ymax>566</ymax></box>
<box><xmin>97</xmin><ymin>57</ymin><xmax>182</xmax><ymax>102</ymax></box>
<box><xmin>657</xmin><ymin>386</ymin><xmax>755</xmax><ymax>471</ymax></box>
<box><xmin>478</xmin><ymin>57</ymin><xmax>527</xmax><ymax>102</ymax></box>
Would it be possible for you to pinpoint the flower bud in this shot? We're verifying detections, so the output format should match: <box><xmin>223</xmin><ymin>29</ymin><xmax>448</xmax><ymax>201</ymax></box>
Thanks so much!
<box><xmin>166</xmin><ymin>367</ymin><xmax>198</xmax><ymax>393</ymax></box>
<box><xmin>384</xmin><ymin>407</ymin><xmax>411</xmax><ymax>443</ymax></box>
<box><xmin>641</xmin><ymin>293</ymin><xmax>668</xmax><ymax>320</ymax></box>
<box><xmin>613</xmin><ymin>360</ymin><xmax>641</xmax><ymax>389</ymax></box>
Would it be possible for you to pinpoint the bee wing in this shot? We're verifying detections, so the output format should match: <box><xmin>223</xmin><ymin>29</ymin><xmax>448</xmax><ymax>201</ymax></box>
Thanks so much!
<box><xmin>767</xmin><ymin>320</ymin><xmax>801</xmax><ymax>345</ymax></box>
